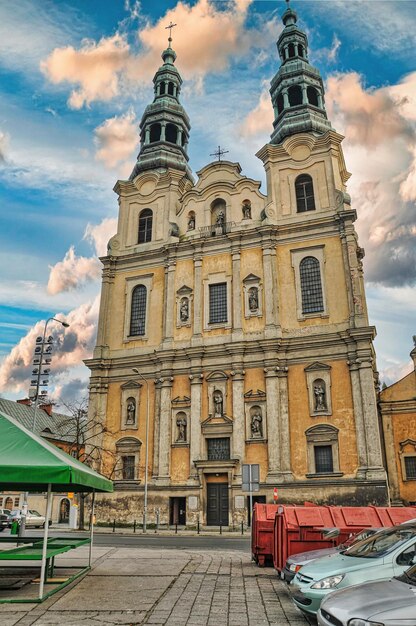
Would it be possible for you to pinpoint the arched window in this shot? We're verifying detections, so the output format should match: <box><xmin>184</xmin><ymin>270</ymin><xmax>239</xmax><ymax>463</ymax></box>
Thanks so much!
<box><xmin>168</xmin><ymin>82</ymin><xmax>175</xmax><ymax>95</ymax></box>
<box><xmin>277</xmin><ymin>93</ymin><xmax>284</xmax><ymax>114</ymax></box>
<box><xmin>298</xmin><ymin>45</ymin><xmax>304</xmax><ymax>58</ymax></box>
<box><xmin>300</xmin><ymin>257</ymin><xmax>324</xmax><ymax>314</ymax></box>
<box><xmin>59</xmin><ymin>498</ymin><xmax>70</xmax><ymax>524</ymax></box>
<box><xmin>295</xmin><ymin>174</ymin><xmax>315</xmax><ymax>212</ymax></box>
<box><xmin>149</xmin><ymin>123</ymin><xmax>161</xmax><ymax>143</ymax></box>
<box><xmin>306</xmin><ymin>424</ymin><xmax>339</xmax><ymax>474</ymax></box>
<box><xmin>307</xmin><ymin>86</ymin><xmax>319</xmax><ymax>106</ymax></box>
<box><xmin>130</xmin><ymin>285</ymin><xmax>147</xmax><ymax>336</ymax></box>
<box><xmin>115</xmin><ymin>437</ymin><xmax>141</xmax><ymax>481</ymax></box>
<box><xmin>159</xmin><ymin>82</ymin><xmax>166</xmax><ymax>95</ymax></box>
<box><xmin>166</xmin><ymin>123</ymin><xmax>178</xmax><ymax>144</ymax></box>
<box><xmin>288</xmin><ymin>85</ymin><xmax>302</xmax><ymax>106</ymax></box>
<box><xmin>4</xmin><ymin>497</ymin><xmax>13</xmax><ymax>510</ymax></box>
<box><xmin>288</xmin><ymin>43</ymin><xmax>295</xmax><ymax>58</ymax></box>
<box><xmin>138</xmin><ymin>208</ymin><xmax>153</xmax><ymax>243</ymax></box>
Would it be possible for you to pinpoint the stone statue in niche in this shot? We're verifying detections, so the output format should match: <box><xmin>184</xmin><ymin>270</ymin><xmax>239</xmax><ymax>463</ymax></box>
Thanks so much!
<box><xmin>180</xmin><ymin>297</ymin><xmax>189</xmax><ymax>322</ymax></box>
<box><xmin>126</xmin><ymin>398</ymin><xmax>136</xmax><ymax>425</ymax></box>
<box><xmin>213</xmin><ymin>390</ymin><xmax>223</xmax><ymax>416</ymax></box>
<box><xmin>314</xmin><ymin>381</ymin><xmax>327</xmax><ymax>411</ymax></box>
<box><xmin>215</xmin><ymin>211</ymin><xmax>225</xmax><ymax>226</ymax></box>
<box><xmin>250</xmin><ymin>407</ymin><xmax>263</xmax><ymax>438</ymax></box>
<box><xmin>248</xmin><ymin>287</ymin><xmax>259</xmax><ymax>312</ymax></box>
<box><xmin>188</xmin><ymin>214</ymin><xmax>195</xmax><ymax>230</ymax></box>
<box><xmin>176</xmin><ymin>414</ymin><xmax>187</xmax><ymax>442</ymax></box>
<box><xmin>242</xmin><ymin>201</ymin><xmax>251</xmax><ymax>219</ymax></box>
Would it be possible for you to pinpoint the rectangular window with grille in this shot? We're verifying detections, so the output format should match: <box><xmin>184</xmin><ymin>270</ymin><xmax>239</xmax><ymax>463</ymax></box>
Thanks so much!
<box><xmin>122</xmin><ymin>455</ymin><xmax>135</xmax><ymax>480</ymax></box>
<box><xmin>130</xmin><ymin>285</ymin><xmax>147</xmax><ymax>336</ymax></box>
<box><xmin>209</xmin><ymin>283</ymin><xmax>227</xmax><ymax>324</ymax></box>
<box><xmin>314</xmin><ymin>445</ymin><xmax>333</xmax><ymax>473</ymax></box>
<box><xmin>405</xmin><ymin>456</ymin><xmax>416</xmax><ymax>480</ymax></box>
<box><xmin>207</xmin><ymin>438</ymin><xmax>230</xmax><ymax>461</ymax></box>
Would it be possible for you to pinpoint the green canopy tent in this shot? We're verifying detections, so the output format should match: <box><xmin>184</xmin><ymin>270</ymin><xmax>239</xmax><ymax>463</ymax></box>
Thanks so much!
<box><xmin>0</xmin><ymin>410</ymin><xmax>113</xmax><ymax>600</ymax></box>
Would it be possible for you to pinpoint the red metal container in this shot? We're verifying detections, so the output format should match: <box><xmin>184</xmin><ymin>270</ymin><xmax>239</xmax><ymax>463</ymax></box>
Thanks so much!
<box><xmin>251</xmin><ymin>503</ymin><xmax>279</xmax><ymax>566</ymax></box>
<box><xmin>272</xmin><ymin>505</ymin><xmax>416</xmax><ymax>573</ymax></box>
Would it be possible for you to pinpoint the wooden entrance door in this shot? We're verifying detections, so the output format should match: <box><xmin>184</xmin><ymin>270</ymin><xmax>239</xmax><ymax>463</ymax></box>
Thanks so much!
<box><xmin>206</xmin><ymin>483</ymin><xmax>229</xmax><ymax>526</ymax></box>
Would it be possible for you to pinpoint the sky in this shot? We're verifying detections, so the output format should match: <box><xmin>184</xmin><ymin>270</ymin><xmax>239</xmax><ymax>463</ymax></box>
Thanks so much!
<box><xmin>0</xmin><ymin>0</ymin><xmax>415</xmax><ymax>407</ymax></box>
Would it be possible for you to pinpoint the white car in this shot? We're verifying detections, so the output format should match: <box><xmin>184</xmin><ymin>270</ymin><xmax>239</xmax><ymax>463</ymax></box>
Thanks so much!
<box><xmin>9</xmin><ymin>509</ymin><xmax>47</xmax><ymax>528</ymax></box>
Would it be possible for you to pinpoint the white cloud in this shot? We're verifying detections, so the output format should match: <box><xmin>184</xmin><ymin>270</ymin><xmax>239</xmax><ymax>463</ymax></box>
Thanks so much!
<box><xmin>84</xmin><ymin>218</ymin><xmax>117</xmax><ymax>257</ymax></box>
<box><xmin>0</xmin><ymin>296</ymin><xmax>99</xmax><ymax>398</ymax></box>
<box><xmin>0</xmin><ymin>130</ymin><xmax>9</xmax><ymax>162</ymax></box>
<box><xmin>47</xmin><ymin>246</ymin><xmax>102</xmax><ymax>295</ymax></box>
<box><xmin>94</xmin><ymin>109</ymin><xmax>139</xmax><ymax>169</ymax></box>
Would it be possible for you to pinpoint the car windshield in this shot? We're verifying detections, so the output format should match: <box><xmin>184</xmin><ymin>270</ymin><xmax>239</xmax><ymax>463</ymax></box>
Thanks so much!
<box><xmin>29</xmin><ymin>511</ymin><xmax>41</xmax><ymax>516</ymax></box>
<box><xmin>10</xmin><ymin>510</ymin><xmax>20</xmax><ymax>516</ymax></box>
<box><xmin>345</xmin><ymin>528</ymin><xmax>416</xmax><ymax>559</ymax></box>
<box><xmin>339</xmin><ymin>529</ymin><xmax>379</xmax><ymax>550</ymax></box>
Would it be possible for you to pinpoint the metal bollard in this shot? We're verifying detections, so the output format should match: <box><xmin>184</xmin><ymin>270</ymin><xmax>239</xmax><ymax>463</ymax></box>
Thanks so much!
<box><xmin>156</xmin><ymin>508</ymin><xmax>160</xmax><ymax>533</ymax></box>
<box><xmin>133</xmin><ymin>519</ymin><xmax>136</xmax><ymax>533</ymax></box>
<box><xmin>175</xmin><ymin>523</ymin><xmax>178</xmax><ymax>534</ymax></box>
<box><xmin>220</xmin><ymin>524</ymin><xmax>222</xmax><ymax>535</ymax></box>
<box><xmin>197</xmin><ymin>518</ymin><xmax>200</xmax><ymax>534</ymax></box>
<box><xmin>241</xmin><ymin>520</ymin><xmax>244</xmax><ymax>535</ymax></box>
<box><xmin>113</xmin><ymin>519</ymin><xmax>116</xmax><ymax>533</ymax></box>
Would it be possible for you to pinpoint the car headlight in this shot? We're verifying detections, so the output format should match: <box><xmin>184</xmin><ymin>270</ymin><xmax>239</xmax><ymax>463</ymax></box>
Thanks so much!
<box><xmin>289</xmin><ymin>563</ymin><xmax>299</xmax><ymax>572</ymax></box>
<box><xmin>348</xmin><ymin>617</ymin><xmax>384</xmax><ymax>626</ymax></box>
<box><xmin>311</xmin><ymin>574</ymin><xmax>344</xmax><ymax>589</ymax></box>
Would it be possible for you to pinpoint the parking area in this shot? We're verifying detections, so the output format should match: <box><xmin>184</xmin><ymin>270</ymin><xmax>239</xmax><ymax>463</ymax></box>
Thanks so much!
<box><xmin>0</xmin><ymin>545</ymin><xmax>312</xmax><ymax>625</ymax></box>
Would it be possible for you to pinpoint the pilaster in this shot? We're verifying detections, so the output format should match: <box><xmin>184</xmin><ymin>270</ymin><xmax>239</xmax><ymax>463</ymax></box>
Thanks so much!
<box><xmin>231</xmin><ymin>247</ymin><xmax>243</xmax><ymax>338</ymax></box>
<box><xmin>163</xmin><ymin>260</ymin><xmax>176</xmax><ymax>343</ymax></box>
<box><xmin>262</xmin><ymin>243</ymin><xmax>280</xmax><ymax>338</ymax></box>
<box><xmin>189</xmin><ymin>372</ymin><xmax>203</xmax><ymax>481</ymax></box>
<box><xmin>192</xmin><ymin>255</ymin><xmax>203</xmax><ymax>342</ymax></box>
<box><xmin>152</xmin><ymin>378</ymin><xmax>162</xmax><ymax>479</ymax></box>
<box><xmin>231</xmin><ymin>368</ymin><xmax>245</xmax><ymax>477</ymax></box>
<box><xmin>155</xmin><ymin>376</ymin><xmax>173</xmax><ymax>484</ymax></box>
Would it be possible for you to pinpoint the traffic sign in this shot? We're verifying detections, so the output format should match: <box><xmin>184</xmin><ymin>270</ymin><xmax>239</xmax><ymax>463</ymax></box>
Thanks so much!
<box><xmin>242</xmin><ymin>464</ymin><xmax>260</xmax><ymax>492</ymax></box>
<box><xmin>273</xmin><ymin>487</ymin><xmax>278</xmax><ymax>502</ymax></box>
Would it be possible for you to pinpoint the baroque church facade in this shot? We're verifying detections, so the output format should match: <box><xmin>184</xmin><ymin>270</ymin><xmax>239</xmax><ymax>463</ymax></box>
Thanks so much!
<box><xmin>87</xmin><ymin>5</ymin><xmax>388</xmax><ymax>525</ymax></box>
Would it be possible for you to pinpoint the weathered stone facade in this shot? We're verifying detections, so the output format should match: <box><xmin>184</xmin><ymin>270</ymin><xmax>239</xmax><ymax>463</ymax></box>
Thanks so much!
<box><xmin>86</xmin><ymin>6</ymin><xmax>387</xmax><ymax>526</ymax></box>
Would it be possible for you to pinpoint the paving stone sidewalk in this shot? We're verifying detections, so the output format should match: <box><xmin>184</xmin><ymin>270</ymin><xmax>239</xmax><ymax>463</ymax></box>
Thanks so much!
<box><xmin>0</xmin><ymin>547</ymin><xmax>313</xmax><ymax>626</ymax></box>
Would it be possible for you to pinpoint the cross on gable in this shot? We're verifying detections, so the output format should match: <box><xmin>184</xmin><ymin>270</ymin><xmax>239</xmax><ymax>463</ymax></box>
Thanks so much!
<box><xmin>210</xmin><ymin>145</ymin><xmax>229</xmax><ymax>162</ymax></box>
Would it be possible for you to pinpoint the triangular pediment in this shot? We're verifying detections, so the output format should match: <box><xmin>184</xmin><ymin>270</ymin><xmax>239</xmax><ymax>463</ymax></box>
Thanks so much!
<box><xmin>244</xmin><ymin>389</ymin><xmax>266</xmax><ymax>399</ymax></box>
<box><xmin>172</xmin><ymin>395</ymin><xmax>191</xmax><ymax>405</ymax></box>
<box><xmin>243</xmin><ymin>273</ymin><xmax>260</xmax><ymax>284</ymax></box>
<box><xmin>176</xmin><ymin>285</ymin><xmax>193</xmax><ymax>296</ymax></box>
<box><xmin>399</xmin><ymin>438</ymin><xmax>416</xmax><ymax>451</ymax></box>
<box><xmin>201</xmin><ymin>413</ymin><xmax>233</xmax><ymax>427</ymax></box>
<box><xmin>304</xmin><ymin>362</ymin><xmax>331</xmax><ymax>372</ymax></box>
<box><xmin>121</xmin><ymin>381</ymin><xmax>142</xmax><ymax>390</ymax></box>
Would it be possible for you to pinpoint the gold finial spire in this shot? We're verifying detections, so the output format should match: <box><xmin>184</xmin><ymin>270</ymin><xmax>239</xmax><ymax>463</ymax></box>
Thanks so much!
<box><xmin>165</xmin><ymin>21</ymin><xmax>177</xmax><ymax>47</ymax></box>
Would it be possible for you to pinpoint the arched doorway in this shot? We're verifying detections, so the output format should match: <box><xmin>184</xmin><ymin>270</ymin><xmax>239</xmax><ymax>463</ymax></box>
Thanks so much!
<box><xmin>4</xmin><ymin>497</ymin><xmax>13</xmax><ymax>511</ymax></box>
<box><xmin>59</xmin><ymin>498</ymin><xmax>70</xmax><ymax>524</ymax></box>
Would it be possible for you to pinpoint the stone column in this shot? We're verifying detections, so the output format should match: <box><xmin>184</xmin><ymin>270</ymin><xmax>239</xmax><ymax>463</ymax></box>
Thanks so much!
<box><xmin>282</xmin><ymin>89</ymin><xmax>289</xmax><ymax>109</ymax></box>
<box><xmin>277</xmin><ymin>368</ymin><xmax>292</xmax><ymax>479</ymax></box>
<box><xmin>176</xmin><ymin>128</ymin><xmax>183</xmax><ymax>146</ymax></box>
<box><xmin>265</xmin><ymin>368</ymin><xmax>281</xmax><ymax>481</ymax></box>
<box><xmin>302</xmin><ymin>84</ymin><xmax>308</xmax><ymax>104</ymax></box>
<box><xmin>145</xmin><ymin>127</ymin><xmax>150</xmax><ymax>144</ymax></box>
<box><xmin>189</xmin><ymin>372</ymin><xmax>203</xmax><ymax>480</ymax></box>
<box><xmin>317</xmin><ymin>92</ymin><xmax>324</xmax><ymax>109</ymax></box>
<box><xmin>163</xmin><ymin>261</ymin><xmax>176</xmax><ymax>342</ymax></box>
<box><xmin>262</xmin><ymin>244</ymin><xmax>279</xmax><ymax>338</ymax></box>
<box><xmin>152</xmin><ymin>379</ymin><xmax>162</xmax><ymax>478</ymax></box>
<box><xmin>95</xmin><ymin>263</ymin><xmax>115</xmax><ymax>351</ymax></box>
<box><xmin>157</xmin><ymin>377</ymin><xmax>173</xmax><ymax>483</ymax></box>
<box><xmin>193</xmin><ymin>255</ymin><xmax>203</xmax><ymax>339</ymax></box>
<box><xmin>381</xmin><ymin>412</ymin><xmax>400</xmax><ymax>503</ymax></box>
<box><xmin>160</xmin><ymin>122</ymin><xmax>166</xmax><ymax>141</ymax></box>
<box><xmin>231</xmin><ymin>369</ymin><xmax>245</xmax><ymax>477</ymax></box>
<box><xmin>358</xmin><ymin>359</ymin><xmax>385</xmax><ymax>477</ymax></box>
<box><xmin>232</xmin><ymin>248</ymin><xmax>242</xmax><ymax>336</ymax></box>
<box><xmin>349</xmin><ymin>361</ymin><xmax>368</xmax><ymax>478</ymax></box>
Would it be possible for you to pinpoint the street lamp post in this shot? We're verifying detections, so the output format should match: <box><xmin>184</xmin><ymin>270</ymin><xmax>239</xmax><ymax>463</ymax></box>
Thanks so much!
<box><xmin>132</xmin><ymin>368</ymin><xmax>150</xmax><ymax>533</ymax></box>
<box><xmin>20</xmin><ymin>317</ymin><xmax>69</xmax><ymax>537</ymax></box>
<box><xmin>31</xmin><ymin>317</ymin><xmax>70</xmax><ymax>432</ymax></box>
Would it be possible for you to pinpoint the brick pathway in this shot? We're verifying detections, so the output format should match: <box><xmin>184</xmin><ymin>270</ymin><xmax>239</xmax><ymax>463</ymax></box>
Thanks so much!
<box><xmin>0</xmin><ymin>547</ymin><xmax>313</xmax><ymax>625</ymax></box>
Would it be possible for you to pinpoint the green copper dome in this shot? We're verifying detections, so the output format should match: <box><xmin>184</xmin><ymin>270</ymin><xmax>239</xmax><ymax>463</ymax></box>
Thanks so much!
<box><xmin>130</xmin><ymin>39</ymin><xmax>192</xmax><ymax>181</ymax></box>
<box><xmin>269</xmin><ymin>1</ymin><xmax>332</xmax><ymax>144</ymax></box>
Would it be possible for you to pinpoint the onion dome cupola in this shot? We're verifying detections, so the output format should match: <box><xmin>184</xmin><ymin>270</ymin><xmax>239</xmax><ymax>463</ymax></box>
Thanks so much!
<box><xmin>269</xmin><ymin>1</ymin><xmax>332</xmax><ymax>144</ymax></box>
<box><xmin>129</xmin><ymin>33</ymin><xmax>192</xmax><ymax>181</ymax></box>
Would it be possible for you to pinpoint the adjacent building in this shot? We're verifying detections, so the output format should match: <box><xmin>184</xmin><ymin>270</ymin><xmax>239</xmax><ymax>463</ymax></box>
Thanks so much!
<box><xmin>87</xmin><ymin>4</ymin><xmax>388</xmax><ymax>526</ymax></box>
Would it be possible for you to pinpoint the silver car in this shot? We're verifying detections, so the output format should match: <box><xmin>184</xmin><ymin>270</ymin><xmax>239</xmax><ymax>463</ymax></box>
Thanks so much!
<box><xmin>317</xmin><ymin>562</ymin><xmax>416</xmax><ymax>626</ymax></box>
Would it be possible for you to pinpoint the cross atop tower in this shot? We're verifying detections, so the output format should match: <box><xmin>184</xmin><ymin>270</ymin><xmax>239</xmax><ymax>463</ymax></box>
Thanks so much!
<box><xmin>210</xmin><ymin>146</ymin><xmax>229</xmax><ymax>162</ymax></box>
<box><xmin>165</xmin><ymin>21</ymin><xmax>177</xmax><ymax>47</ymax></box>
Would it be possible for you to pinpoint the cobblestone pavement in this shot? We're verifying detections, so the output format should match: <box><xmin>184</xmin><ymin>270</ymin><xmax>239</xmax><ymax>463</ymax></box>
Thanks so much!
<box><xmin>0</xmin><ymin>547</ymin><xmax>314</xmax><ymax>626</ymax></box>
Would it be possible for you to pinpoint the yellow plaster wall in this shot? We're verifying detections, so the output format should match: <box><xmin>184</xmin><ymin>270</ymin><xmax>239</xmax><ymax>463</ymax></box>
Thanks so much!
<box><xmin>245</xmin><ymin>443</ymin><xmax>268</xmax><ymax>482</ymax></box>
<box><xmin>244</xmin><ymin>368</ymin><xmax>265</xmax><ymax>394</ymax></box>
<box><xmin>109</xmin><ymin>266</ymin><xmax>165</xmax><ymax>349</ymax></box>
<box><xmin>277</xmin><ymin>237</ymin><xmax>349</xmax><ymax>330</ymax></box>
<box><xmin>392</xmin><ymin>412</ymin><xmax>416</xmax><ymax>502</ymax></box>
<box><xmin>103</xmin><ymin>382</ymin><xmax>156</xmax><ymax>481</ymax></box>
<box><xmin>381</xmin><ymin>372</ymin><xmax>416</xmax><ymax>402</ymax></box>
<box><xmin>171</xmin><ymin>447</ymin><xmax>190</xmax><ymax>483</ymax></box>
<box><xmin>288</xmin><ymin>360</ymin><xmax>358</xmax><ymax>478</ymax></box>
